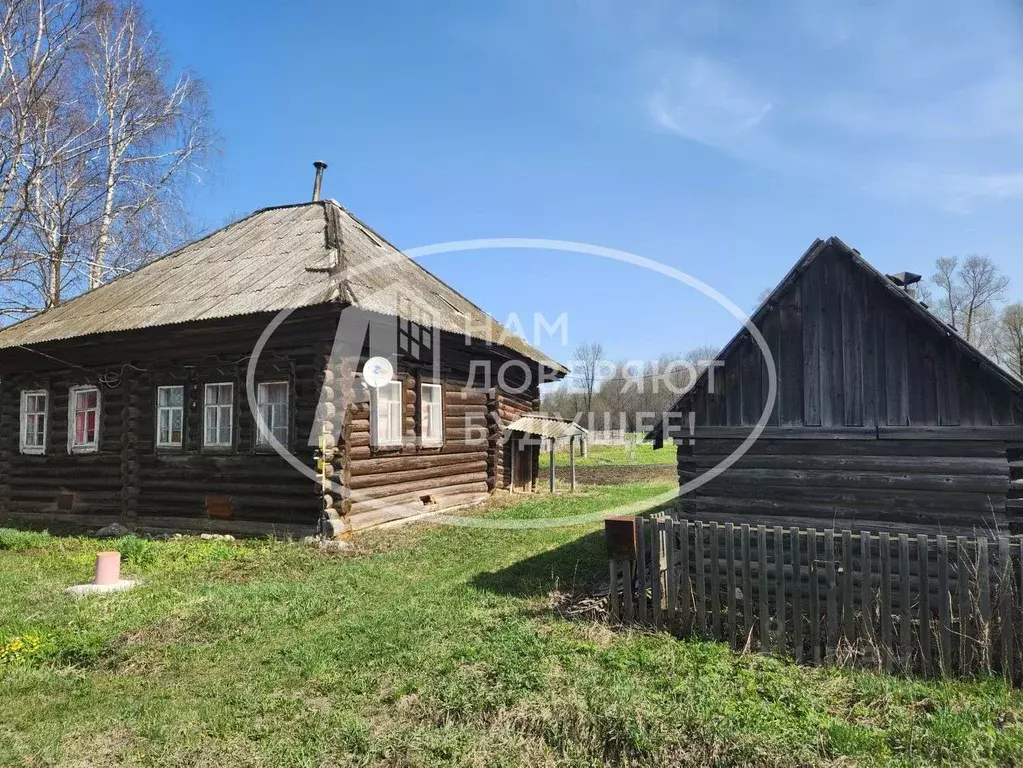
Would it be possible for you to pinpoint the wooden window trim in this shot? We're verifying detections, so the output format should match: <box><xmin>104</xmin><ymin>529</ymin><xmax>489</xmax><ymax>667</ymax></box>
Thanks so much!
<box><xmin>202</xmin><ymin>382</ymin><xmax>235</xmax><ymax>451</ymax></box>
<box><xmin>370</xmin><ymin>379</ymin><xmax>404</xmax><ymax>450</ymax></box>
<box><xmin>419</xmin><ymin>379</ymin><xmax>445</xmax><ymax>448</ymax></box>
<box><xmin>155</xmin><ymin>384</ymin><xmax>186</xmax><ymax>451</ymax></box>
<box><xmin>19</xmin><ymin>389</ymin><xmax>48</xmax><ymax>455</ymax></box>
<box><xmin>67</xmin><ymin>385</ymin><xmax>101</xmax><ymax>454</ymax></box>
<box><xmin>254</xmin><ymin>380</ymin><xmax>290</xmax><ymax>451</ymax></box>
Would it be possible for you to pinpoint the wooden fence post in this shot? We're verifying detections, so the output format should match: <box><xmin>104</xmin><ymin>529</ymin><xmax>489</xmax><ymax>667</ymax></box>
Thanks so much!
<box><xmin>879</xmin><ymin>532</ymin><xmax>892</xmax><ymax>672</ymax></box>
<box><xmin>726</xmin><ymin>522</ymin><xmax>736</xmax><ymax>650</ymax></box>
<box><xmin>917</xmin><ymin>534</ymin><xmax>932</xmax><ymax>676</ymax></box>
<box><xmin>808</xmin><ymin>527</ymin><xmax>820</xmax><ymax>664</ymax></box>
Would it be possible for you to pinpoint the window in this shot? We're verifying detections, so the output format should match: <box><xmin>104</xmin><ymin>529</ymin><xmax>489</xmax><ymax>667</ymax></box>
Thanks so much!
<box><xmin>256</xmin><ymin>381</ymin><xmax>289</xmax><ymax>446</ymax></box>
<box><xmin>20</xmin><ymin>390</ymin><xmax>48</xmax><ymax>454</ymax></box>
<box><xmin>203</xmin><ymin>383</ymin><xmax>233</xmax><ymax>448</ymax></box>
<box><xmin>68</xmin><ymin>386</ymin><xmax>100</xmax><ymax>452</ymax></box>
<box><xmin>420</xmin><ymin>383</ymin><xmax>443</xmax><ymax>445</ymax></box>
<box><xmin>156</xmin><ymin>386</ymin><xmax>184</xmax><ymax>448</ymax></box>
<box><xmin>371</xmin><ymin>380</ymin><xmax>403</xmax><ymax>447</ymax></box>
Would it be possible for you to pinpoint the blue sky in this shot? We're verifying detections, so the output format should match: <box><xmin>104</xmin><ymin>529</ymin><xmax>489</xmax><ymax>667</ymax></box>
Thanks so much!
<box><xmin>152</xmin><ymin>0</ymin><xmax>1023</xmax><ymax>370</ymax></box>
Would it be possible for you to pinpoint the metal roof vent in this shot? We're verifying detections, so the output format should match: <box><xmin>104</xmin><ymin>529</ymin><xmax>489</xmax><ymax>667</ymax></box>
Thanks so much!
<box><xmin>311</xmin><ymin>160</ymin><xmax>328</xmax><ymax>202</ymax></box>
<box><xmin>887</xmin><ymin>271</ymin><xmax>922</xmax><ymax>299</ymax></box>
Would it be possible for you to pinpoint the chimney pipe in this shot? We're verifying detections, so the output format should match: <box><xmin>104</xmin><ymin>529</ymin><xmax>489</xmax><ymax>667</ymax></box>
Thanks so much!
<box><xmin>311</xmin><ymin>160</ymin><xmax>328</xmax><ymax>202</ymax></box>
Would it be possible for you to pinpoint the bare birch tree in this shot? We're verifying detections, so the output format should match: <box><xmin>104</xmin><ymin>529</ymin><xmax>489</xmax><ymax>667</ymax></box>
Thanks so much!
<box><xmin>573</xmin><ymin>341</ymin><xmax>604</xmax><ymax>414</ymax></box>
<box><xmin>83</xmin><ymin>0</ymin><xmax>213</xmax><ymax>287</ymax></box>
<box><xmin>997</xmin><ymin>303</ymin><xmax>1023</xmax><ymax>380</ymax></box>
<box><xmin>930</xmin><ymin>255</ymin><xmax>1009</xmax><ymax>347</ymax></box>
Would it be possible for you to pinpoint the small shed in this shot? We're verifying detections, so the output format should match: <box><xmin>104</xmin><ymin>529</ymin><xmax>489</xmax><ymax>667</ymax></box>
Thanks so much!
<box><xmin>648</xmin><ymin>237</ymin><xmax>1023</xmax><ymax>536</ymax></box>
<box><xmin>505</xmin><ymin>414</ymin><xmax>587</xmax><ymax>493</ymax></box>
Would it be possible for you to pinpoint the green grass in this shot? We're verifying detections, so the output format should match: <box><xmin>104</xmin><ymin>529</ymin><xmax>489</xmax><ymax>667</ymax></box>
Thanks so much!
<box><xmin>1</xmin><ymin>484</ymin><xmax>1021</xmax><ymax>766</ymax></box>
<box><xmin>540</xmin><ymin>435</ymin><xmax>675</xmax><ymax>468</ymax></box>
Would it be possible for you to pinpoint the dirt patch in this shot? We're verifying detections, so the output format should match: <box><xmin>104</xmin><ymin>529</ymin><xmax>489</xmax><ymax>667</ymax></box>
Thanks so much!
<box><xmin>538</xmin><ymin>464</ymin><xmax>677</xmax><ymax>486</ymax></box>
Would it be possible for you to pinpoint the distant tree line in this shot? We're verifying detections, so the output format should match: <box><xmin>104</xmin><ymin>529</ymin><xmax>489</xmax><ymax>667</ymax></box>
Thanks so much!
<box><xmin>0</xmin><ymin>0</ymin><xmax>216</xmax><ymax>321</ymax></box>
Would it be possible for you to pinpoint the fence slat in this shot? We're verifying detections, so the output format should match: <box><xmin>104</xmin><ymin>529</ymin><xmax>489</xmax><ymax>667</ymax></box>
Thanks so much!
<box><xmin>842</xmin><ymin>530</ymin><xmax>854</xmax><ymax>645</ymax></box>
<box><xmin>937</xmin><ymin>535</ymin><xmax>951</xmax><ymax>676</ymax></box>
<box><xmin>860</xmin><ymin>531</ymin><xmax>873</xmax><ymax>655</ymax></box>
<box><xmin>679</xmin><ymin>520</ymin><xmax>691</xmax><ymax>636</ymax></box>
<box><xmin>808</xmin><ymin>527</ymin><xmax>821</xmax><ymax>664</ymax></box>
<box><xmin>957</xmin><ymin>536</ymin><xmax>971</xmax><ymax>675</ymax></box>
<box><xmin>999</xmin><ymin>537</ymin><xmax>1013</xmax><ymax>682</ymax></box>
<box><xmin>826</xmin><ymin>529</ymin><xmax>837</xmax><ymax>664</ymax></box>
<box><xmin>695</xmin><ymin>521</ymin><xmax>706</xmax><ymax>636</ymax></box>
<box><xmin>609</xmin><ymin>560</ymin><xmax>620</xmax><ymax>620</ymax></box>
<box><xmin>726</xmin><ymin>523</ymin><xmax>737</xmax><ymax>650</ymax></box>
<box><xmin>880</xmin><ymin>532</ymin><xmax>892</xmax><ymax>672</ymax></box>
<box><xmin>637</xmin><ymin>517</ymin><xmax>648</xmax><ymax>625</ymax></box>
<box><xmin>666</xmin><ymin>520</ymin><xmax>678</xmax><ymax>631</ymax></box>
<box><xmin>899</xmin><ymin>534</ymin><xmax>911</xmax><ymax>670</ymax></box>
<box><xmin>652</xmin><ymin>518</ymin><xmax>664</xmax><ymax>628</ymax></box>
<box><xmin>791</xmin><ymin>526</ymin><xmax>803</xmax><ymax>663</ymax></box>
<box><xmin>759</xmin><ymin>525</ymin><xmax>770</xmax><ymax>654</ymax></box>
<box><xmin>741</xmin><ymin>524</ymin><xmax>752</xmax><ymax>649</ymax></box>
<box><xmin>979</xmin><ymin>536</ymin><xmax>991</xmax><ymax>675</ymax></box>
<box><xmin>918</xmin><ymin>534</ymin><xmax>932</xmax><ymax>677</ymax></box>
<box><xmin>775</xmin><ymin>525</ymin><xmax>786</xmax><ymax>656</ymax></box>
<box><xmin>710</xmin><ymin>522</ymin><xmax>722</xmax><ymax>639</ymax></box>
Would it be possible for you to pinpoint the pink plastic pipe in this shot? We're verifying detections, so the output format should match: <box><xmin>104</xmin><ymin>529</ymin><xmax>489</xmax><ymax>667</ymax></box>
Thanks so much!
<box><xmin>94</xmin><ymin>551</ymin><xmax>121</xmax><ymax>585</ymax></box>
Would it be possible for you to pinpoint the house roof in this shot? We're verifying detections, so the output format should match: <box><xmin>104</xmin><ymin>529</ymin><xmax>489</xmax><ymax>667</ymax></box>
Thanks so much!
<box><xmin>645</xmin><ymin>236</ymin><xmax>1023</xmax><ymax>446</ymax></box>
<box><xmin>0</xmin><ymin>200</ymin><xmax>568</xmax><ymax>375</ymax></box>
<box><xmin>506</xmin><ymin>414</ymin><xmax>588</xmax><ymax>440</ymax></box>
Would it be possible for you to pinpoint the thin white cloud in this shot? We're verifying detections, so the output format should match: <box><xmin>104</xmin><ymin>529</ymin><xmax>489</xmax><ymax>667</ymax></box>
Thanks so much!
<box><xmin>628</xmin><ymin>0</ymin><xmax>1023</xmax><ymax>210</ymax></box>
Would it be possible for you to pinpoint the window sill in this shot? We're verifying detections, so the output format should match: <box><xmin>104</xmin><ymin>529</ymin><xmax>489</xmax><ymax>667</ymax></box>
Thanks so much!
<box><xmin>155</xmin><ymin>445</ymin><xmax>185</xmax><ymax>454</ymax></box>
<box><xmin>19</xmin><ymin>447</ymin><xmax>45</xmax><ymax>456</ymax></box>
<box><xmin>68</xmin><ymin>446</ymin><xmax>99</xmax><ymax>455</ymax></box>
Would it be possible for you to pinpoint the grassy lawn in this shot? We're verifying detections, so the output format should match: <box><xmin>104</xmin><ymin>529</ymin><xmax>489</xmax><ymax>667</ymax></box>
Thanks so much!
<box><xmin>2</xmin><ymin>483</ymin><xmax>1022</xmax><ymax>767</ymax></box>
<box><xmin>539</xmin><ymin>436</ymin><xmax>675</xmax><ymax>468</ymax></box>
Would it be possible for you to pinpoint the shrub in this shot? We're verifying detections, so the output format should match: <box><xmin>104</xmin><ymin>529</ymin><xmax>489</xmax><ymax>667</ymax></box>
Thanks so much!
<box><xmin>114</xmin><ymin>536</ymin><xmax>158</xmax><ymax>569</ymax></box>
<box><xmin>0</xmin><ymin>528</ymin><xmax>52</xmax><ymax>551</ymax></box>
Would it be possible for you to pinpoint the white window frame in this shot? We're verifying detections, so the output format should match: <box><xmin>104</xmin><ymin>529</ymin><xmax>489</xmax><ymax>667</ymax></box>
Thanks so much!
<box><xmin>420</xmin><ymin>382</ymin><xmax>444</xmax><ymax>446</ymax></box>
<box><xmin>67</xmin><ymin>385</ymin><xmax>101</xmax><ymax>454</ymax></box>
<box><xmin>203</xmin><ymin>382</ymin><xmax>234</xmax><ymax>449</ymax></box>
<box><xmin>156</xmin><ymin>385</ymin><xmax>185</xmax><ymax>449</ymax></box>
<box><xmin>370</xmin><ymin>380</ymin><xmax>404</xmax><ymax>448</ymax></box>
<box><xmin>255</xmin><ymin>381</ymin><xmax>289</xmax><ymax>447</ymax></box>
<box><xmin>19</xmin><ymin>389</ymin><xmax>48</xmax><ymax>455</ymax></box>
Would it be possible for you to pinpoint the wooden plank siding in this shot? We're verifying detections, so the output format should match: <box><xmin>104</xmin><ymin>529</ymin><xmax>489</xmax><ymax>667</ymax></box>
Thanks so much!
<box><xmin>673</xmin><ymin>244</ymin><xmax>1023</xmax><ymax>535</ymax></box>
<box><xmin>0</xmin><ymin>304</ymin><xmax>540</xmax><ymax>535</ymax></box>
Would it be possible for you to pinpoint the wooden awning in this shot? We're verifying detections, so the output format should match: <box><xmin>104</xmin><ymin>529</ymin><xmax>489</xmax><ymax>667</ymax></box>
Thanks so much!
<box><xmin>505</xmin><ymin>414</ymin><xmax>587</xmax><ymax>440</ymax></box>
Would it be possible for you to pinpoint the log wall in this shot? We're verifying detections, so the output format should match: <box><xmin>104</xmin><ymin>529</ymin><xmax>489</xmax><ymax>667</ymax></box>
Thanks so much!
<box><xmin>671</xmin><ymin>244</ymin><xmax>1023</xmax><ymax>536</ymax></box>
<box><xmin>0</xmin><ymin>304</ymin><xmax>550</xmax><ymax>535</ymax></box>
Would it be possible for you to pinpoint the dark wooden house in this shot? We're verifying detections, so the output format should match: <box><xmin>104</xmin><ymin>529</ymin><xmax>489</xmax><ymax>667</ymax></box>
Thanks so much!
<box><xmin>649</xmin><ymin>237</ymin><xmax>1023</xmax><ymax>536</ymax></box>
<box><xmin>0</xmin><ymin>199</ymin><xmax>567</xmax><ymax>536</ymax></box>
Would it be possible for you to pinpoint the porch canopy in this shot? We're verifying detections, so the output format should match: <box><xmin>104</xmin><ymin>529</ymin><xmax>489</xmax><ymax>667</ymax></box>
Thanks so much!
<box><xmin>505</xmin><ymin>414</ymin><xmax>588</xmax><ymax>493</ymax></box>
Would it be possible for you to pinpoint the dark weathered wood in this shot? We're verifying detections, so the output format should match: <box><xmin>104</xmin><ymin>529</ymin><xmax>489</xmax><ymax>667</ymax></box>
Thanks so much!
<box><xmin>879</xmin><ymin>532</ymin><xmax>892</xmax><ymax>671</ymax></box>
<box><xmin>637</xmin><ymin>516</ymin><xmax>648</xmax><ymax>625</ymax></box>
<box><xmin>899</xmin><ymin>534</ymin><xmax>912</xmax><ymax>670</ymax></box>
<box><xmin>860</xmin><ymin>531</ymin><xmax>873</xmax><ymax>650</ymax></box>
<box><xmin>666</xmin><ymin>520</ymin><xmax>678</xmax><ymax>630</ymax></box>
<box><xmin>680</xmin><ymin>520</ymin><xmax>692</xmax><ymax>636</ymax></box>
<box><xmin>790</xmin><ymin>526</ymin><xmax>803</xmax><ymax>662</ymax></box>
<box><xmin>652</xmin><ymin>518</ymin><xmax>663</xmax><ymax>628</ymax></box>
<box><xmin>918</xmin><ymin>534</ymin><xmax>932</xmax><ymax>676</ymax></box>
<box><xmin>842</xmin><ymin>529</ymin><xmax>854</xmax><ymax>644</ymax></box>
<box><xmin>741</xmin><ymin>523</ymin><xmax>752</xmax><ymax>648</ymax></box>
<box><xmin>774</xmin><ymin>525</ymin><xmax>786</xmax><ymax>655</ymax></box>
<box><xmin>710</xmin><ymin>522</ymin><xmax>722</xmax><ymax>638</ymax></box>
<box><xmin>937</xmin><ymin>535</ymin><xmax>951</xmax><ymax>675</ymax></box>
<box><xmin>826</xmin><ymin>529</ymin><xmax>837</xmax><ymax>664</ymax></box>
<box><xmin>957</xmin><ymin>536</ymin><xmax>972</xmax><ymax>674</ymax></box>
<box><xmin>609</xmin><ymin>560</ymin><xmax>620</xmax><ymax>619</ymax></box>
<box><xmin>695</xmin><ymin>521</ymin><xmax>706</xmax><ymax>635</ymax></box>
<box><xmin>726</xmin><ymin>522</ymin><xmax>737</xmax><ymax>649</ymax></box>
<box><xmin>758</xmin><ymin>525</ymin><xmax>770</xmax><ymax>653</ymax></box>
<box><xmin>999</xmin><ymin>536</ymin><xmax>1013</xmax><ymax>681</ymax></box>
<box><xmin>808</xmin><ymin>527</ymin><xmax>821</xmax><ymax>664</ymax></box>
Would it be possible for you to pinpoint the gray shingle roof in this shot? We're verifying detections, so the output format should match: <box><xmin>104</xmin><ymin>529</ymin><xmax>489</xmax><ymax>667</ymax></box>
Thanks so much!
<box><xmin>0</xmin><ymin>200</ymin><xmax>568</xmax><ymax>375</ymax></box>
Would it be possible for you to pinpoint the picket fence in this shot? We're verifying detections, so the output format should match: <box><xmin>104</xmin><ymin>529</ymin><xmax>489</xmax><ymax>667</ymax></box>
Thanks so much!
<box><xmin>608</xmin><ymin>516</ymin><xmax>1023</xmax><ymax>681</ymax></box>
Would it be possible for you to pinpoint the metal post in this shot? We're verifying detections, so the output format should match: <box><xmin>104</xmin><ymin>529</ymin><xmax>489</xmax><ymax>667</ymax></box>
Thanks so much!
<box><xmin>549</xmin><ymin>439</ymin><xmax>556</xmax><ymax>493</ymax></box>
<box><xmin>509</xmin><ymin>436</ymin><xmax>516</xmax><ymax>493</ymax></box>
<box><xmin>569</xmin><ymin>435</ymin><xmax>576</xmax><ymax>493</ymax></box>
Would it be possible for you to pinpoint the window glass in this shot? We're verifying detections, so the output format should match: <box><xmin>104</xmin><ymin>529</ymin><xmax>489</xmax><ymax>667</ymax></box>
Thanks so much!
<box><xmin>373</xmin><ymin>380</ymin><xmax>403</xmax><ymax>446</ymax></box>
<box><xmin>157</xmin><ymin>386</ymin><xmax>184</xmax><ymax>447</ymax></box>
<box><xmin>256</xmin><ymin>381</ymin><xmax>288</xmax><ymax>445</ymax></box>
<box><xmin>204</xmin><ymin>383</ymin><xmax>233</xmax><ymax>447</ymax></box>
<box><xmin>70</xmin><ymin>386</ymin><xmax>100</xmax><ymax>451</ymax></box>
<box><xmin>20</xmin><ymin>391</ymin><xmax>47</xmax><ymax>453</ymax></box>
<box><xmin>421</xmin><ymin>383</ymin><xmax>443</xmax><ymax>444</ymax></box>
